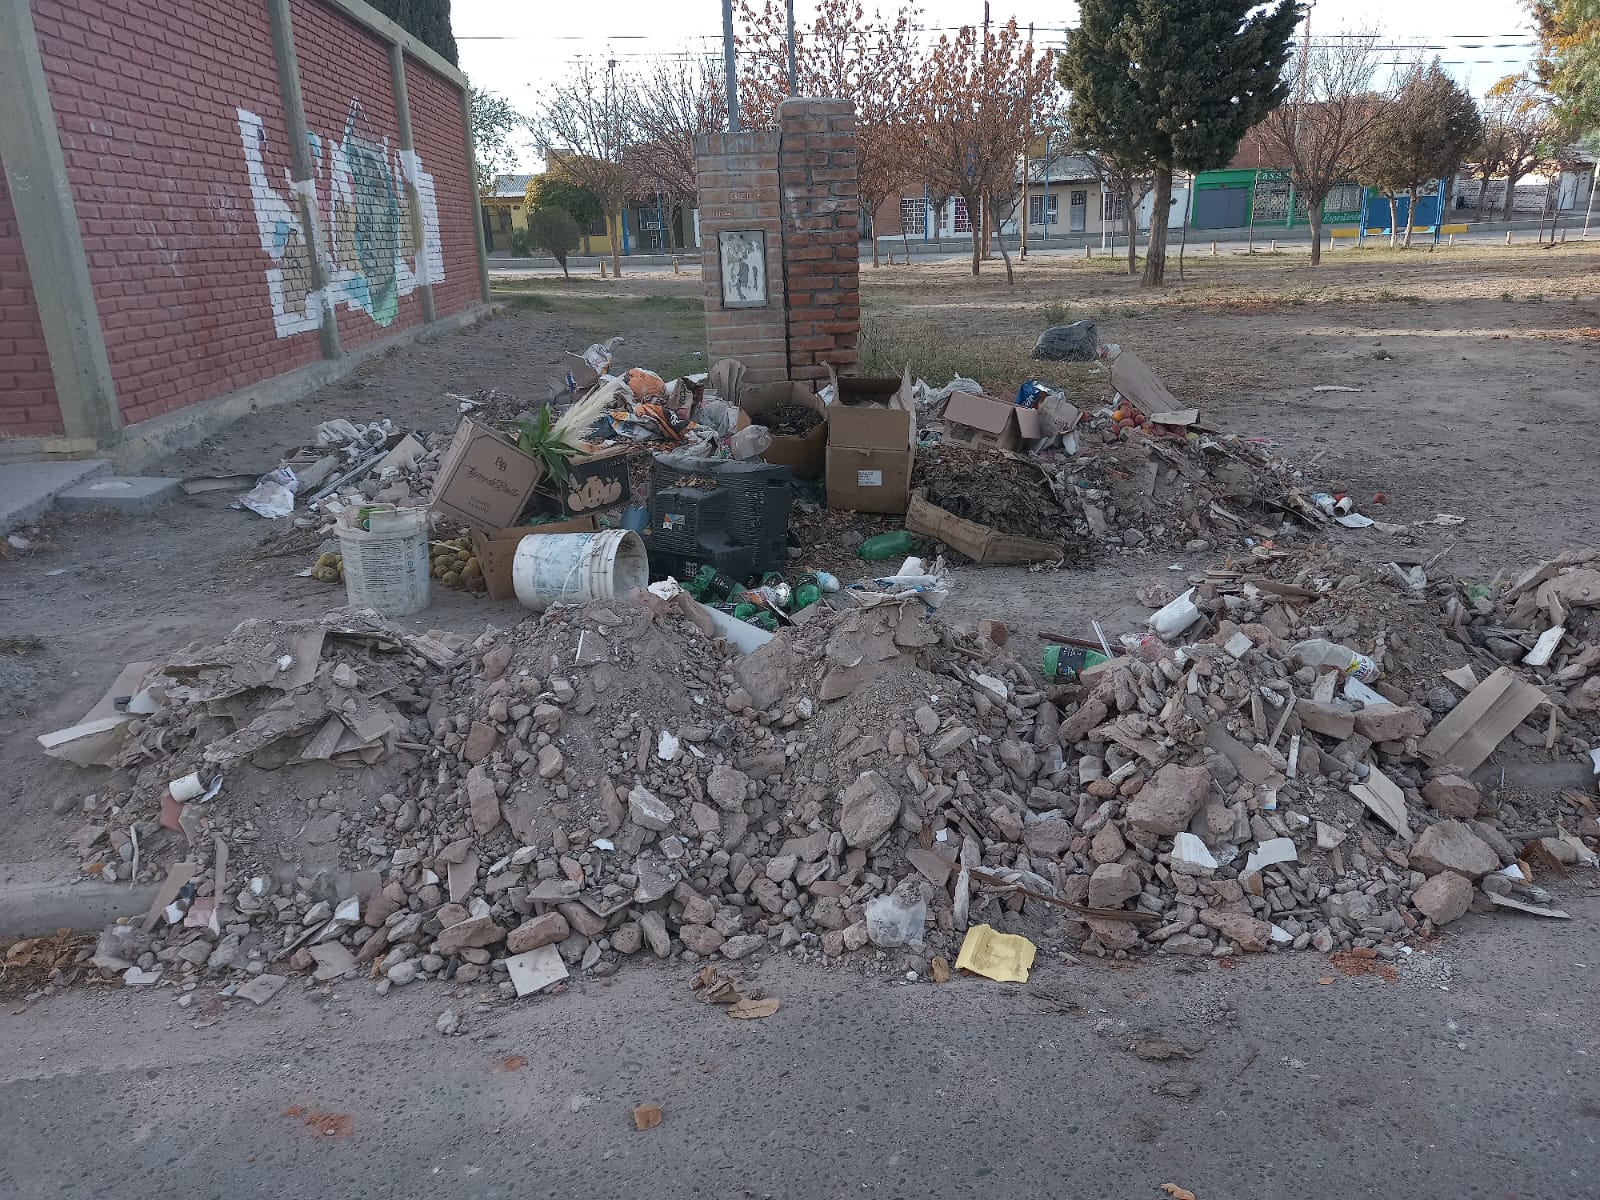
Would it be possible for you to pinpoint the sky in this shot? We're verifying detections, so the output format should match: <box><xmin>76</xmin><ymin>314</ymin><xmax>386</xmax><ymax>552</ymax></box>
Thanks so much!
<box><xmin>454</xmin><ymin>0</ymin><xmax>1542</xmax><ymax>170</ymax></box>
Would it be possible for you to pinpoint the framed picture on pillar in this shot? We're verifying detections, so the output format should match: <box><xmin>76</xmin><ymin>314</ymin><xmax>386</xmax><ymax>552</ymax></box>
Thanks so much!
<box><xmin>718</xmin><ymin>230</ymin><xmax>768</xmax><ymax>308</ymax></box>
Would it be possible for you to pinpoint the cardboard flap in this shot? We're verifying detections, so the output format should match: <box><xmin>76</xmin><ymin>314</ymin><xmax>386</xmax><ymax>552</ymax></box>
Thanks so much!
<box><xmin>944</xmin><ymin>392</ymin><xmax>1014</xmax><ymax>435</ymax></box>
<box><xmin>1110</xmin><ymin>351</ymin><xmax>1179</xmax><ymax>414</ymax></box>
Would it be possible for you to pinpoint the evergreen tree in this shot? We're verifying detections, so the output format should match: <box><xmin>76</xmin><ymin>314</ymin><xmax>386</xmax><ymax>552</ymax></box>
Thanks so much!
<box><xmin>1060</xmin><ymin>0</ymin><xmax>1300</xmax><ymax>286</ymax></box>
<box><xmin>368</xmin><ymin>0</ymin><xmax>457</xmax><ymax>66</ymax></box>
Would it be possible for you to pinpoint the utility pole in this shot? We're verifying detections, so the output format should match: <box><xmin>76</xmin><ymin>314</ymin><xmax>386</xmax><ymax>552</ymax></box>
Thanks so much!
<box><xmin>1293</xmin><ymin>1</ymin><xmax>1312</xmax><ymax>152</ymax></box>
<box><xmin>785</xmin><ymin>0</ymin><xmax>797</xmax><ymax>95</ymax></box>
<box><xmin>722</xmin><ymin>0</ymin><xmax>740</xmax><ymax>132</ymax></box>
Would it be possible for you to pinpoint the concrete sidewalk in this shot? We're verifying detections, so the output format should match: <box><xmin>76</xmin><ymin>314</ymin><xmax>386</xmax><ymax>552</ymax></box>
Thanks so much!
<box><xmin>0</xmin><ymin>458</ymin><xmax>110</xmax><ymax>533</ymax></box>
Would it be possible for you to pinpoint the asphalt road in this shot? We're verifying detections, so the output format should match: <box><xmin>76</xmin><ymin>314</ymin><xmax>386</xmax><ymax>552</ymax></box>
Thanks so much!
<box><xmin>3</xmin><ymin>895</ymin><xmax>1596</xmax><ymax>1199</ymax></box>
<box><xmin>488</xmin><ymin>219</ymin><xmax>1584</xmax><ymax>277</ymax></box>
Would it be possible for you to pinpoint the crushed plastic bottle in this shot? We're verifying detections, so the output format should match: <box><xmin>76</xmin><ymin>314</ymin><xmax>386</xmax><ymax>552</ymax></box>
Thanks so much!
<box><xmin>1291</xmin><ymin>638</ymin><xmax>1383</xmax><ymax>683</ymax></box>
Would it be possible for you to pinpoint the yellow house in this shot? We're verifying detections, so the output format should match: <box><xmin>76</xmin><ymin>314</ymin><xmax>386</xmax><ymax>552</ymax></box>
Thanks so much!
<box><xmin>481</xmin><ymin>173</ymin><xmax>534</xmax><ymax>253</ymax></box>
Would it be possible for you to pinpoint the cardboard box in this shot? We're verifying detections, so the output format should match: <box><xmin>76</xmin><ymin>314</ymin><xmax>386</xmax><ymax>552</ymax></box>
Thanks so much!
<box><xmin>740</xmin><ymin>382</ymin><xmax>828</xmax><ymax>479</ymax></box>
<box><xmin>825</xmin><ymin>367</ymin><xmax>917</xmax><ymax>514</ymax></box>
<box><xmin>942</xmin><ymin>391</ymin><xmax>1042</xmax><ymax>452</ymax></box>
<box><xmin>430</xmin><ymin>417</ymin><xmax>544</xmax><ymax>532</ymax></box>
<box><xmin>552</xmin><ymin>445</ymin><xmax>633</xmax><ymax>517</ymax></box>
<box><xmin>905</xmin><ymin>489</ymin><xmax>1065</xmax><ymax>565</ymax></box>
<box><xmin>471</xmin><ymin>516</ymin><xmax>598</xmax><ymax>601</ymax></box>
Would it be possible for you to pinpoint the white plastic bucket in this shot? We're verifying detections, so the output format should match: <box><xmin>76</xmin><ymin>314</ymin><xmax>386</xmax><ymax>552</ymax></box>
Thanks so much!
<box><xmin>335</xmin><ymin>506</ymin><xmax>430</xmax><ymax>616</ymax></box>
<box><xmin>511</xmin><ymin>529</ymin><xmax>649</xmax><ymax>612</ymax></box>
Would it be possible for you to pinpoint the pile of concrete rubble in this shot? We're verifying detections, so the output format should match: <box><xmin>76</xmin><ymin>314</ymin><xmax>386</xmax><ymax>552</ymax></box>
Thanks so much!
<box><xmin>57</xmin><ymin>546</ymin><xmax>1596</xmax><ymax>1003</ymax></box>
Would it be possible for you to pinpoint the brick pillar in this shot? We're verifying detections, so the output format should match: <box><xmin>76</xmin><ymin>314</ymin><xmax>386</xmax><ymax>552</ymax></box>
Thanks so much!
<box><xmin>693</xmin><ymin>130</ymin><xmax>788</xmax><ymax>382</ymax></box>
<box><xmin>694</xmin><ymin>99</ymin><xmax>861</xmax><ymax>387</ymax></box>
<box><xmin>777</xmin><ymin>98</ymin><xmax>860</xmax><ymax>383</ymax></box>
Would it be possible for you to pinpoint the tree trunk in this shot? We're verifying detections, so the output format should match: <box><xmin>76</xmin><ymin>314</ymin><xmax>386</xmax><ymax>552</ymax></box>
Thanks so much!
<box><xmin>994</xmin><ymin>198</ymin><xmax>1015</xmax><ymax>286</ymax></box>
<box><xmin>968</xmin><ymin>194</ymin><xmax>981</xmax><ymax>276</ymax></box>
<box><xmin>1177</xmin><ymin>209</ymin><xmax>1189</xmax><ymax>281</ymax></box>
<box><xmin>1141</xmin><ymin>168</ymin><xmax>1173</xmax><ymax>288</ymax></box>
<box><xmin>608</xmin><ymin>211</ymin><xmax>624</xmax><ymax>278</ymax></box>
<box><xmin>1123</xmin><ymin>185</ymin><xmax>1137</xmax><ymax>275</ymax></box>
<box><xmin>869</xmin><ymin>207</ymin><xmax>879</xmax><ymax>267</ymax></box>
<box><xmin>1309</xmin><ymin>208</ymin><xmax>1324</xmax><ymax>267</ymax></box>
<box><xmin>1402</xmin><ymin>185</ymin><xmax>1417</xmax><ymax>249</ymax></box>
<box><xmin>560</xmin><ymin>257</ymin><xmax>570</xmax><ymax>279</ymax></box>
<box><xmin>1502</xmin><ymin>171</ymin><xmax>1523</xmax><ymax>220</ymax></box>
<box><xmin>1476</xmin><ymin>170</ymin><xmax>1490</xmax><ymax>220</ymax></box>
<box><xmin>1387</xmin><ymin>195</ymin><xmax>1398</xmax><ymax>248</ymax></box>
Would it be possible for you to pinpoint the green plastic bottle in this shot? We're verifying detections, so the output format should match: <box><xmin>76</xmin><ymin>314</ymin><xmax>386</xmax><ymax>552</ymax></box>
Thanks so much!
<box><xmin>856</xmin><ymin>530</ymin><xmax>914</xmax><ymax>560</ymax></box>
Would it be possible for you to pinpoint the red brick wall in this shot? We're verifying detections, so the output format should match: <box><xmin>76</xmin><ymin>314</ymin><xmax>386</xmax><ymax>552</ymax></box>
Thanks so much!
<box><xmin>1</xmin><ymin>0</ymin><xmax>479</xmax><ymax>440</ymax></box>
<box><xmin>0</xmin><ymin>160</ymin><xmax>63</xmax><ymax>438</ymax></box>
<box><xmin>404</xmin><ymin>56</ymin><xmax>480</xmax><ymax>318</ymax></box>
<box><xmin>777</xmin><ymin>99</ymin><xmax>860</xmax><ymax>382</ymax></box>
<box><xmin>292</xmin><ymin>0</ymin><xmax>421</xmax><ymax>351</ymax></box>
<box><xmin>30</xmin><ymin>0</ymin><xmax>314</xmax><ymax>427</ymax></box>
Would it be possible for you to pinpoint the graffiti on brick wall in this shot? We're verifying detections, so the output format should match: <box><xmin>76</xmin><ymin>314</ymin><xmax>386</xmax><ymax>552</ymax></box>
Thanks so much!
<box><xmin>237</xmin><ymin>102</ymin><xmax>444</xmax><ymax>338</ymax></box>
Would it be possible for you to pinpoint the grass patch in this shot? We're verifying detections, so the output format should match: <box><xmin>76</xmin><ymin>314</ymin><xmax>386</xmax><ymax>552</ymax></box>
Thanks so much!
<box><xmin>0</xmin><ymin>635</ymin><xmax>45</xmax><ymax>655</ymax></box>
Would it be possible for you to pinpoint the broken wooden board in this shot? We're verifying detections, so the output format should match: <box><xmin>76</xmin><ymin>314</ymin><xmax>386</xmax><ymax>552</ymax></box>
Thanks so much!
<box><xmin>1417</xmin><ymin>666</ymin><xmax>1546</xmax><ymax>773</ymax></box>
<box><xmin>1350</xmin><ymin>766</ymin><xmax>1410</xmax><ymax>837</ymax></box>
<box><xmin>141</xmin><ymin>861</ymin><xmax>199</xmax><ymax>931</ymax></box>
<box><xmin>1442</xmin><ymin>665</ymin><xmax>1479</xmax><ymax>691</ymax></box>
<box><xmin>1487</xmin><ymin>893</ymin><xmax>1571</xmax><ymax>919</ymax></box>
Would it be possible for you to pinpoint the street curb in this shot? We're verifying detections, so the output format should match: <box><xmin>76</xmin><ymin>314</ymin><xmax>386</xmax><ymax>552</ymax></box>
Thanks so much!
<box><xmin>0</xmin><ymin>875</ymin><xmax>158</xmax><ymax>940</ymax></box>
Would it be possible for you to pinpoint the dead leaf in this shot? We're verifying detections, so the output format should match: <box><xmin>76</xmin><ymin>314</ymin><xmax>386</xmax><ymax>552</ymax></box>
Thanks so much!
<box><xmin>632</xmin><ymin>1103</ymin><xmax>663</xmax><ymax>1131</ymax></box>
<box><xmin>1129</xmin><ymin>1038</ymin><xmax>1198</xmax><ymax>1062</ymax></box>
<box><xmin>931</xmin><ymin>956</ymin><xmax>951</xmax><ymax>983</ymax></box>
<box><xmin>690</xmin><ymin>965</ymin><xmax>742</xmax><ymax>1005</ymax></box>
<box><xmin>502</xmin><ymin>1056</ymin><xmax>527</xmax><ymax>1072</ymax></box>
<box><xmin>1161</xmin><ymin>1186</ymin><xmax>1197</xmax><ymax>1200</ymax></box>
<box><xmin>1316</xmin><ymin>977</ymin><xmax>1335</xmax><ymax>986</ymax></box>
<box><xmin>727</xmin><ymin>997</ymin><xmax>781</xmax><ymax>1020</ymax></box>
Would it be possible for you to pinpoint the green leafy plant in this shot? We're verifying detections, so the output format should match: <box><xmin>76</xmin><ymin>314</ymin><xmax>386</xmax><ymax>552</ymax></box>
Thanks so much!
<box><xmin>509</xmin><ymin>227</ymin><xmax>532</xmax><ymax>257</ymax></box>
<box><xmin>513</xmin><ymin>407</ymin><xmax>581</xmax><ymax>483</ymax></box>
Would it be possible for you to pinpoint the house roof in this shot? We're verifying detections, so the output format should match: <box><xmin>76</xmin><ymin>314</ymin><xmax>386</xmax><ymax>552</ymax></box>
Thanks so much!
<box><xmin>1023</xmin><ymin>154</ymin><xmax>1101</xmax><ymax>185</ymax></box>
<box><xmin>488</xmin><ymin>173</ymin><xmax>535</xmax><ymax>198</ymax></box>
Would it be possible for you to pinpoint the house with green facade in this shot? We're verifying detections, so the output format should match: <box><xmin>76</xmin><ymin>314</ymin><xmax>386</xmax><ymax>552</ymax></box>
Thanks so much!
<box><xmin>1189</xmin><ymin>126</ymin><xmax>1363</xmax><ymax>231</ymax></box>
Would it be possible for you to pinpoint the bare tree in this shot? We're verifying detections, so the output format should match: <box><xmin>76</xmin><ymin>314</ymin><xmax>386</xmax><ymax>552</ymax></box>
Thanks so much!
<box><xmin>1075</xmin><ymin>149</ymin><xmax>1153</xmax><ymax>275</ymax></box>
<box><xmin>736</xmin><ymin>0</ymin><xmax>921</xmax><ymax>267</ymax></box>
<box><xmin>627</xmin><ymin>57</ymin><xmax>727</xmax><ymax>249</ymax></box>
<box><xmin>1256</xmin><ymin>33</ymin><xmax>1386</xmax><ymax>265</ymax></box>
<box><xmin>1482</xmin><ymin>81</ymin><xmax>1563</xmax><ymax>219</ymax></box>
<box><xmin>535</xmin><ymin>60</ymin><xmax>637</xmax><ymax>278</ymax></box>
<box><xmin>911</xmin><ymin>19</ymin><xmax>1055</xmax><ymax>279</ymax></box>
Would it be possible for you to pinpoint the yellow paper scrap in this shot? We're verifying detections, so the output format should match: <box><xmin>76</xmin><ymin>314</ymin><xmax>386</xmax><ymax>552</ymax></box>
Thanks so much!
<box><xmin>953</xmin><ymin>923</ymin><xmax>1037</xmax><ymax>983</ymax></box>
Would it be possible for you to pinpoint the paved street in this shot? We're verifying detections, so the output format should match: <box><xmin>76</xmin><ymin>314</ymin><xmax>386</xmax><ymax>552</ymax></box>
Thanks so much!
<box><xmin>2</xmin><ymin>897</ymin><xmax>1595</xmax><ymax>1199</ymax></box>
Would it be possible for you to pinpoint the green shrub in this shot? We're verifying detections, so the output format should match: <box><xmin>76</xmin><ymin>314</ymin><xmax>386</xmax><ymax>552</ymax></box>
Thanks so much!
<box><xmin>528</xmin><ymin>208</ymin><xmax>582</xmax><ymax>278</ymax></box>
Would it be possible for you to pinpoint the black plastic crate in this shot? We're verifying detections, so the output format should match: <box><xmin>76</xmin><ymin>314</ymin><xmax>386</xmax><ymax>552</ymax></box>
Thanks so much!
<box><xmin>648</xmin><ymin>543</ymin><xmax>761</xmax><ymax>586</ymax></box>
<box><xmin>647</xmin><ymin>455</ymin><xmax>792</xmax><ymax>575</ymax></box>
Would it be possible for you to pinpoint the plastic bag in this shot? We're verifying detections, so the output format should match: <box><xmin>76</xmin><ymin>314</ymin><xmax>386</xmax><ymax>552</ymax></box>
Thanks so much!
<box><xmin>865</xmin><ymin>892</ymin><xmax>926</xmax><ymax>948</ymax></box>
<box><xmin>236</xmin><ymin>466</ymin><xmax>299</xmax><ymax>519</ymax></box>
<box><xmin>696</xmin><ymin>397</ymin><xmax>738</xmax><ymax>437</ymax></box>
<box><xmin>728</xmin><ymin>425</ymin><xmax>771</xmax><ymax>460</ymax></box>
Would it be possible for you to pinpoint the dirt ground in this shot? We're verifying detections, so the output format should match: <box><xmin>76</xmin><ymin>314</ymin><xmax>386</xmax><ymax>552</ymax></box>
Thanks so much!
<box><xmin>4</xmin><ymin>240</ymin><xmax>1599</xmax><ymax>871</ymax></box>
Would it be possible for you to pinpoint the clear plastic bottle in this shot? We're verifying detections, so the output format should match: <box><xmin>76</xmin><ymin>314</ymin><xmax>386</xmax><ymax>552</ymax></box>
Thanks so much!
<box><xmin>1291</xmin><ymin>638</ymin><xmax>1383</xmax><ymax>683</ymax></box>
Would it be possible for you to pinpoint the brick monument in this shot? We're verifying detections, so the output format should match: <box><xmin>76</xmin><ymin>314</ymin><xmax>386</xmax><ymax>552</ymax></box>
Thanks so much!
<box><xmin>693</xmin><ymin>98</ymin><xmax>861</xmax><ymax>386</ymax></box>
